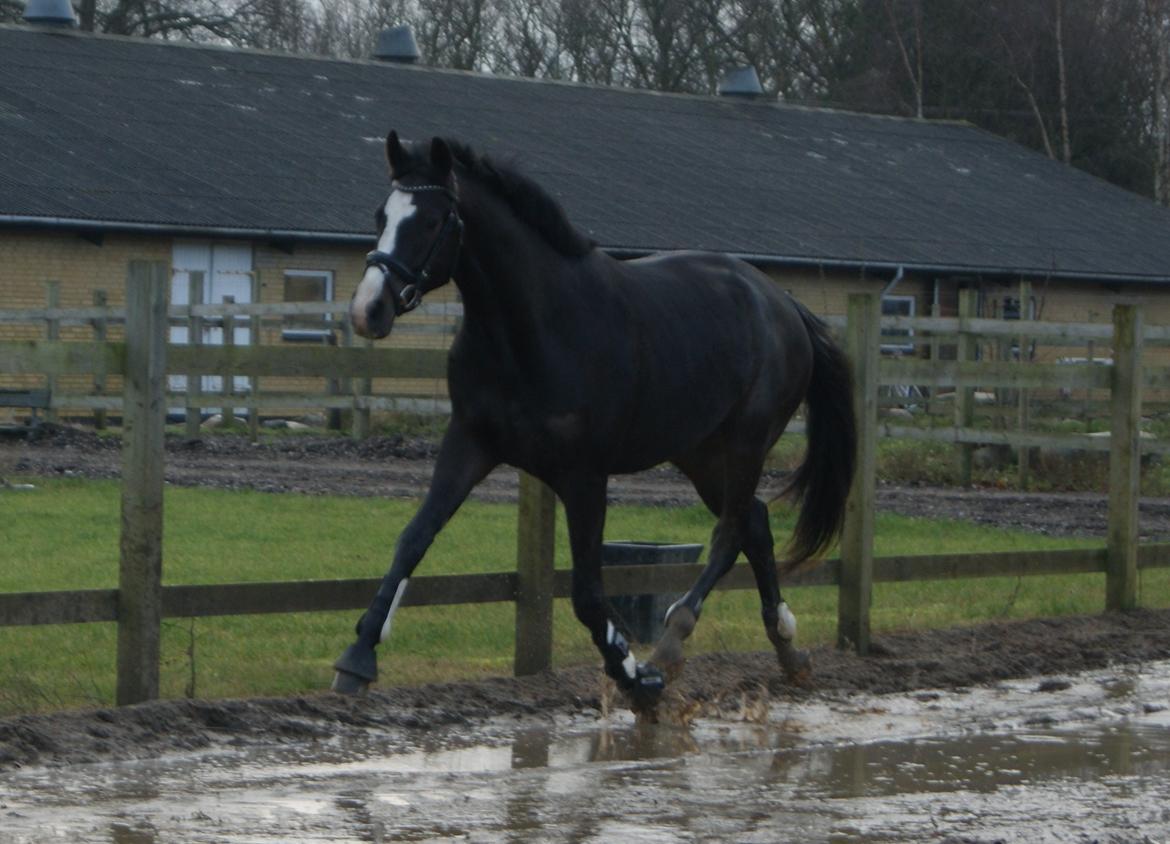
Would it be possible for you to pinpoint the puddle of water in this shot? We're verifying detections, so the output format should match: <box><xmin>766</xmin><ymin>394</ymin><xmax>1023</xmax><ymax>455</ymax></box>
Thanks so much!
<box><xmin>3</xmin><ymin>661</ymin><xmax>1170</xmax><ymax>843</ymax></box>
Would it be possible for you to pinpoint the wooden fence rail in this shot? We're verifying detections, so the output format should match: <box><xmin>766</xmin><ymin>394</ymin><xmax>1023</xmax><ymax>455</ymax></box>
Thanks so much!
<box><xmin>1</xmin><ymin>267</ymin><xmax>1167</xmax><ymax>705</ymax></box>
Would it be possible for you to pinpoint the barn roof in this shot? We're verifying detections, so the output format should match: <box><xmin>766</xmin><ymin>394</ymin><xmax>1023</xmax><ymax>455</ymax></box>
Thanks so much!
<box><xmin>2</xmin><ymin>24</ymin><xmax>1170</xmax><ymax>282</ymax></box>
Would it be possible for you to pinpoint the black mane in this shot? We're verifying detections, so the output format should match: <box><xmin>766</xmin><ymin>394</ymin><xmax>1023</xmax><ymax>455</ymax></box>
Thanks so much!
<box><xmin>445</xmin><ymin>140</ymin><xmax>596</xmax><ymax>259</ymax></box>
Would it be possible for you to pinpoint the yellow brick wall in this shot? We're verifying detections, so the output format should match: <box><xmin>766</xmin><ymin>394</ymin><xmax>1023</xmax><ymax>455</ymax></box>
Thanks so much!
<box><xmin>2</xmin><ymin>229</ymin><xmax>1167</xmax><ymax>422</ymax></box>
<box><xmin>0</xmin><ymin>231</ymin><xmax>170</xmax><ymax>415</ymax></box>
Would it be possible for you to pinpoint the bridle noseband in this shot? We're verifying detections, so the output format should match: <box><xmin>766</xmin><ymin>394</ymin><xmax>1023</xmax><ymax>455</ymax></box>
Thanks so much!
<box><xmin>365</xmin><ymin>182</ymin><xmax>464</xmax><ymax>316</ymax></box>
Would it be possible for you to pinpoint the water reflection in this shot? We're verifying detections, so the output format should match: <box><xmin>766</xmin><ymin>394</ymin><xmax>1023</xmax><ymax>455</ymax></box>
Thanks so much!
<box><xmin>769</xmin><ymin>724</ymin><xmax>1170</xmax><ymax>799</ymax></box>
<box><xmin>109</xmin><ymin>823</ymin><xmax>157</xmax><ymax>844</ymax></box>
<box><xmin>4</xmin><ymin>709</ymin><xmax>1170</xmax><ymax>844</ymax></box>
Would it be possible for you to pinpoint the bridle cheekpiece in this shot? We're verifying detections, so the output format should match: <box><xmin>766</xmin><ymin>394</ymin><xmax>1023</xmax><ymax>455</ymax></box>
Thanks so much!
<box><xmin>364</xmin><ymin>181</ymin><xmax>463</xmax><ymax>316</ymax></box>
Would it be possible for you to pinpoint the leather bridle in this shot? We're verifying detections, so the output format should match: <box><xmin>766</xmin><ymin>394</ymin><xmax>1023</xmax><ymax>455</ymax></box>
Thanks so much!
<box><xmin>364</xmin><ymin>183</ymin><xmax>463</xmax><ymax>316</ymax></box>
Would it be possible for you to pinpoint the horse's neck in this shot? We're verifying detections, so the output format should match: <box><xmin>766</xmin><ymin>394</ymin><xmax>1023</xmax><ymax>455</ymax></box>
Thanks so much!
<box><xmin>451</xmin><ymin>192</ymin><xmax>564</xmax><ymax>355</ymax></box>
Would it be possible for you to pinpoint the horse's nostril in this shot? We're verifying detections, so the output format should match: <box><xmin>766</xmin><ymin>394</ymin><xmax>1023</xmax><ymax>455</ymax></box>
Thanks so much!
<box><xmin>368</xmin><ymin>297</ymin><xmax>386</xmax><ymax>326</ymax></box>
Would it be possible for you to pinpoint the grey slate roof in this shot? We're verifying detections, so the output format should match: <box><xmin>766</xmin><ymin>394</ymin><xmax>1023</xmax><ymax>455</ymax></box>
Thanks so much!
<box><xmin>2</xmin><ymin>24</ymin><xmax>1170</xmax><ymax>282</ymax></box>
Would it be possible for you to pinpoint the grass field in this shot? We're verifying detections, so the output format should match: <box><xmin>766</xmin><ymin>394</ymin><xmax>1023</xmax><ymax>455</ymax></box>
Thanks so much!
<box><xmin>2</xmin><ymin>476</ymin><xmax>1166</xmax><ymax>715</ymax></box>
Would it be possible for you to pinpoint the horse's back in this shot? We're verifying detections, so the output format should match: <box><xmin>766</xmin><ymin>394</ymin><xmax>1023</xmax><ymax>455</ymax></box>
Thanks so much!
<box><xmin>597</xmin><ymin>251</ymin><xmax>814</xmax><ymax>470</ymax></box>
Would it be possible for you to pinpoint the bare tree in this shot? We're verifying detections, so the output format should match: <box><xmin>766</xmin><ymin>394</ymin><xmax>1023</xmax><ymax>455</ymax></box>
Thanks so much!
<box><xmin>559</xmin><ymin>0</ymin><xmax>630</xmax><ymax>86</ymax></box>
<box><xmin>882</xmin><ymin>0</ymin><xmax>924</xmax><ymax>117</ymax></box>
<box><xmin>618</xmin><ymin>0</ymin><xmax>722</xmax><ymax>92</ymax></box>
<box><xmin>989</xmin><ymin>7</ymin><xmax>1058</xmax><ymax>158</ymax></box>
<box><xmin>0</xmin><ymin>0</ymin><xmax>24</xmax><ymax>24</ymax></box>
<box><xmin>1145</xmin><ymin>0</ymin><xmax>1170</xmax><ymax>203</ymax></box>
<box><xmin>1053</xmin><ymin>0</ymin><xmax>1072</xmax><ymax>163</ymax></box>
<box><xmin>233</xmin><ymin>0</ymin><xmax>316</xmax><ymax>52</ymax></box>
<box><xmin>413</xmin><ymin>0</ymin><xmax>497</xmax><ymax>70</ymax></box>
<box><xmin>492</xmin><ymin>0</ymin><xmax>563</xmax><ymax>77</ymax></box>
<box><xmin>94</xmin><ymin>0</ymin><xmax>251</xmax><ymax>40</ymax></box>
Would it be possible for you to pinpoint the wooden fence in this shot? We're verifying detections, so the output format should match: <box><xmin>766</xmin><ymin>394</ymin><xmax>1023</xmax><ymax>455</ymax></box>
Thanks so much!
<box><xmin>1</xmin><ymin>261</ymin><xmax>1169</xmax><ymax>705</ymax></box>
<box><xmin>0</xmin><ymin>270</ymin><xmax>459</xmax><ymax>436</ymax></box>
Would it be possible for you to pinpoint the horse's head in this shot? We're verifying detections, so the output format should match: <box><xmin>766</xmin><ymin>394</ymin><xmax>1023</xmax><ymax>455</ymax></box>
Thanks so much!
<box><xmin>350</xmin><ymin>131</ymin><xmax>463</xmax><ymax>339</ymax></box>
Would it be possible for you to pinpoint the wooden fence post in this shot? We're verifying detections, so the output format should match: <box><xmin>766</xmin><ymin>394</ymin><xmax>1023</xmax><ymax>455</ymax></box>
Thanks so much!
<box><xmin>116</xmin><ymin>260</ymin><xmax>169</xmax><ymax>706</ymax></box>
<box><xmin>340</xmin><ymin>320</ymin><xmax>356</xmax><ymax>433</ymax></box>
<box><xmin>44</xmin><ymin>281</ymin><xmax>60</xmax><ymax>424</ymax></box>
<box><xmin>248</xmin><ymin>272</ymin><xmax>262</xmax><ymax>442</ymax></box>
<box><xmin>353</xmin><ymin>335</ymin><xmax>373</xmax><ymax>440</ymax></box>
<box><xmin>1017</xmin><ymin>280</ymin><xmax>1032</xmax><ymax>490</ymax></box>
<box><xmin>221</xmin><ymin>295</ymin><xmax>235</xmax><ymax>427</ymax></box>
<box><xmin>91</xmin><ymin>289</ymin><xmax>109</xmax><ymax>431</ymax></box>
<box><xmin>955</xmin><ymin>288</ymin><xmax>978</xmax><ymax>485</ymax></box>
<box><xmin>514</xmin><ymin>472</ymin><xmax>556</xmax><ymax>675</ymax></box>
<box><xmin>185</xmin><ymin>271</ymin><xmax>205</xmax><ymax>438</ymax></box>
<box><xmin>928</xmin><ymin>299</ymin><xmax>941</xmax><ymax>416</ymax></box>
<box><xmin>839</xmin><ymin>292</ymin><xmax>879</xmax><ymax>654</ymax></box>
<box><xmin>1107</xmin><ymin>302</ymin><xmax>1143</xmax><ymax>612</ymax></box>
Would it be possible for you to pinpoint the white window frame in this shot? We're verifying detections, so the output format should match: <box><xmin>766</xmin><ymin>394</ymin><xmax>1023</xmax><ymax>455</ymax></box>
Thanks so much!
<box><xmin>881</xmin><ymin>294</ymin><xmax>916</xmax><ymax>355</ymax></box>
<box><xmin>281</xmin><ymin>269</ymin><xmax>335</xmax><ymax>342</ymax></box>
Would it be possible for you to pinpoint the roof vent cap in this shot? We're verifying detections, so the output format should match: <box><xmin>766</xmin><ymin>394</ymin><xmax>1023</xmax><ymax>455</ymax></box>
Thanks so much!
<box><xmin>717</xmin><ymin>65</ymin><xmax>765</xmax><ymax>98</ymax></box>
<box><xmin>373</xmin><ymin>25</ymin><xmax>420</xmax><ymax>64</ymax></box>
<box><xmin>23</xmin><ymin>0</ymin><xmax>78</xmax><ymax>27</ymax></box>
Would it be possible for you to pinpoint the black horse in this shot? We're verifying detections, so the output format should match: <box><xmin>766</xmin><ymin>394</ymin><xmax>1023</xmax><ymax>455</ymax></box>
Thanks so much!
<box><xmin>333</xmin><ymin>132</ymin><xmax>857</xmax><ymax>710</ymax></box>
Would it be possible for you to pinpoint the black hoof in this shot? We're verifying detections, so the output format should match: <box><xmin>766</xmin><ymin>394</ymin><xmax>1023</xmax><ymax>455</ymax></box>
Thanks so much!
<box><xmin>777</xmin><ymin>644</ymin><xmax>813</xmax><ymax>686</ymax></box>
<box><xmin>331</xmin><ymin>668</ymin><xmax>370</xmax><ymax>696</ymax></box>
<box><xmin>626</xmin><ymin>662</ymin><xmax>666</xmax><ymax>713</ymax></box>
<box><xmin>332</xmin><ymin>642</ymin><xmax>377</xmax><ymax>695</ymax></box>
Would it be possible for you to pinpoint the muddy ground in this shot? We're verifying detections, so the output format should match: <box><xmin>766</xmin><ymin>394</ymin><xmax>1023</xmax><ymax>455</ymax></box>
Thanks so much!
<box><xmin>4</xmin><ymin>602</ymin><xmax>1170</xmax><ymax>771</ymax></box>
<box><xmin>4</xmin><ymin>424</ymin><xmax>1170</xmax><ymax>773</ymax></box>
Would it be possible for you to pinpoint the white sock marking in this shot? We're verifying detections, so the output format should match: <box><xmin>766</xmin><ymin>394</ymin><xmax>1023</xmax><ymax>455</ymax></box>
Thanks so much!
<box><xmin>622</xmin><ymin>653</ymin><xmax>638</xmax><ymax>680</ymax></box>
<box><xmin>777</xmin><ymin>601</ymin><xmax>797</xmax><ymax>640</ymax></box>
<box><xmin>379</xmin><ymin>578</ymin><xmax>410</xmax><ymax>643</ymax></box>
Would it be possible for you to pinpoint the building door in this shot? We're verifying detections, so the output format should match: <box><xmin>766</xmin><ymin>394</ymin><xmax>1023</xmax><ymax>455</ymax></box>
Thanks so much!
<box><xmin>170</xmin><ymin>241</ymin><xmax>253</xmax><ymax>404</ymax></box>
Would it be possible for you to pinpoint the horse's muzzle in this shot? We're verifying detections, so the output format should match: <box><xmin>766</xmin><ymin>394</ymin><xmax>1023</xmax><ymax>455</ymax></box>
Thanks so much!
<box><xmin>357</xmin><ymin>296</ymin><xmax>394</xmax><ymax>340</ymax></box>
<box><xmin>351</xmin><ymin>268</ymin><xmax>396</xmax><ymax>339</ymax></box>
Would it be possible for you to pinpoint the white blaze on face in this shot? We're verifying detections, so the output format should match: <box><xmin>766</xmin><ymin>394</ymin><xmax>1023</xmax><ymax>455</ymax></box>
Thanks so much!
<box><xmin>351</xmin><ymin>190</ymin><xmax>417</xmax><ymax>327</ymax></box>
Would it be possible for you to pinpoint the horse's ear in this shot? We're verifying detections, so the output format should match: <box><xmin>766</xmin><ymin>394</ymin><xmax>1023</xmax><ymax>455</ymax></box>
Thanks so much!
<box><xmin>386</xmin><ymin>130</ymin><xmax>408</xmax><ymax>176</ymax></box>
<box><xmin>430</xmin><ymin>137</ymin><xmax>453</xmax><ymax>178</ymax></box>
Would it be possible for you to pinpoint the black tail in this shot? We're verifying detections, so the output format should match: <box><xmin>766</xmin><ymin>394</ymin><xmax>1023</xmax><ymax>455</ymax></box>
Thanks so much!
<box><xmin>778</xmin><ymin>302</ymin><xmax>857</xmax><ymax>571</ymax></box>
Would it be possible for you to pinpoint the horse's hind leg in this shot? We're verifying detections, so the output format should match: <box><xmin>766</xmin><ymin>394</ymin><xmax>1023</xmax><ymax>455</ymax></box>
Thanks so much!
<box><xmin>648</xmin><ymin>450</ymin><xmax>752</xmax><ymax>682</ymax></box>
<box><xmin>652</xmin><ymin>450</ymin><xmax>810</xmax><ymax>686</ymax></box>
<box><xmin>744</xmin><ymin>498</ymin><xmax>812</xmax><ymax>684</ymax></box>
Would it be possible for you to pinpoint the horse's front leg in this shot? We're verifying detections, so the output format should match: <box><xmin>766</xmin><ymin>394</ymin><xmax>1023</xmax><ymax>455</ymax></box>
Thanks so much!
<box><xmin>558</xmin><ymin>474</ymin><xmax>666</xmax><ymax>712</ymax></box>
<box><xmin>332</xmin><ymin>422</ymin><xmax>495</xmax><ymax>694</ymax></box>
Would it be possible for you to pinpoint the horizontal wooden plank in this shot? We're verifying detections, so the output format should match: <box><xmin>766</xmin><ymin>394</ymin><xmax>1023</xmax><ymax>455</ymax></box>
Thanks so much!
<box><xmin>12</xmin><ymin>545</ymin><xmax>1170</xmax><ymax>628</ymax></box>
<box><xmin>160</xmin><ymin>572</ymin><xmax>518</xmax><ymax>618</ymax></box>
<box><xmin>173</xmin><ymin>301</ymin><xmax>463</xmax><ymax>320</ymax></box>
<box><xmin>877</xmin><ymin>425</ymin><xmax>1170</xmax><ymax>455</ymax></box>
<box><xmin>877</xmin><ymin>424</ymin><xmax>1110</xmax><ymax>452</ymax></box>
<box><xmin>873</xmin><ymin>548</ymin><xmax>1108</xmax><ymax>580</ymax></box>
<box><xmin>0</xmin><ymin>589</ymin><xmax>119</xmax><ymax>626</ymax></box>
<box><xmin>50</xmin><ymin>393</ymin><xmax>454</xmax><ymax>415</ymax></box>
<box><xmin>168</xmin><ymin>345</ymin><xmax>449</xmax><ymax>379</ymax></box>
<box><xmin>553</xmin><ymin>548</ymin><xmax>1114</xmax><ymax>599</ymax></box>
<box><xmin>882</xmin><ymin>358</ymin><xmax>1111</xmax><ymax>390</ymax></box>
<box><xmin>0</xmin><ymin>389</ymin><xmax>50</xmax><ymax>408</ymax></box>
<box><xmin>882</xmin><ymin>315</ymin><xmax>1115</xmax><ymax>342</ymax></box>
<box><xmin>1138</xmin><ymin>544</ymin><xmax>1170</xmax><ymax>569</ymax></box>
<box><xmin>0</xmin><ymin>341</ymin><xmax>125</xmax><ymax>376</ymax></box>
<box><xmin>0</xmin><ymin>306</ymin><xmax>121</xmax><ymax>324</ymax></box>
<box><xmin>0</xmin><ymin>301</ymin><xmax>463</xmax><ymax>324</ymax></box>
